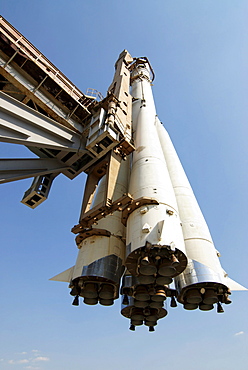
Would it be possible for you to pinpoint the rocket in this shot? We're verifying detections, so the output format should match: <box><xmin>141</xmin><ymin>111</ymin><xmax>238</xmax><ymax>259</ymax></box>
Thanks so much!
<box><xmin>50</xmin><ymin>52</ymin><xmax>246</xmax><ymax>331</ymax></box>
<box><xmin>1</xmin><ymin>18</ymin><xmax>245</xmax><ymax>332</ymax></box>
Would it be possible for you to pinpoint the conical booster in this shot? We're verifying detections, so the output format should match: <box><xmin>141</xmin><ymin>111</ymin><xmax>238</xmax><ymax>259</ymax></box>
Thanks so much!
<box><xmin>155</xmin><ymin>118</ymin><xmax>232</xmax><ymax>310</ymax></box>
<box><xmin>125</xmin><ymin>59</ymin><xmax>187</xmax><ymax>285</ymax></box>
<box><xmin>68</xmin><ymin>157</ymin><xmax>130</xmax><ymax>306</ymax></box>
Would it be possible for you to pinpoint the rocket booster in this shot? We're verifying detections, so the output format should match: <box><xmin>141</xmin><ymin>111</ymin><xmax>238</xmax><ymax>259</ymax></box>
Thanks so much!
<box><xmin>51</xmin><ymin>157</ymin><xmax>130</xmax><ymax>306</ymax></box>
<box><xmin>155</xmin><ymin>119</ymin><xmax>246</xmax><ymax>311</ymax></box>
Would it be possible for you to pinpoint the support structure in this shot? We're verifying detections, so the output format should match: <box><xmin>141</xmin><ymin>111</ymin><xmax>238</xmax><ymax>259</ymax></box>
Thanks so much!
<box><xmin>0</xmin><ymin>16</ymin><xmax>134</xmax><ymax>209</ymax></box>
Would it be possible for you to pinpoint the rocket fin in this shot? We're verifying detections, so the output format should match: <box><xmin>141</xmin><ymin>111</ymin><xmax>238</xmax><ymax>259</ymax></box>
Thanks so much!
<box><xmin>49</xmin><ymin>266</ymin><xmax>75</xmax><ymax>282</ymax></box>
<box><xmin>223</xmin><ymin>276</ymin><xmax>247</xmax><ymax>291</ymax></box>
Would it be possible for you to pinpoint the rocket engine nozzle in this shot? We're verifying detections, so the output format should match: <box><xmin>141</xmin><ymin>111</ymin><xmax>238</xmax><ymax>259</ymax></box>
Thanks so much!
<box><xmin>125</xmin><ymin>244</ymin><xmax>187</xmax><ymax>284</ymax></box>
<box><xmin>120</xmin><ymin>274</ymin><xmax>176</xmax><ymax>330</ymax></box>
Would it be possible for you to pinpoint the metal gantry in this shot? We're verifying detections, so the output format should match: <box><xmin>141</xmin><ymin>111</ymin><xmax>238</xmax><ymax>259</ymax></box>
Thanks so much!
<box><xmin>0</xmin><ymin>16</ymin><xmax>134</xmax><ymax>210</ymax></box>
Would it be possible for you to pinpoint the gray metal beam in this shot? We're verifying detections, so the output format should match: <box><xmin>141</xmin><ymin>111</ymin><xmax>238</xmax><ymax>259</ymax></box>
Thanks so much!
<box><xmin>0</xmin><ymin>158</ymin><xmax>69</xmax><ymax>183</ymax></box>
<box><xmin>0</xmin><ymin>91</ymin><xmax>88</xmax><ymax>152</ymax></box>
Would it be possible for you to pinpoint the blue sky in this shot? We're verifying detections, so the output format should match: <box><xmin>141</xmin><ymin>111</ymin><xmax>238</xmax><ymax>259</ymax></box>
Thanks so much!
<box><xmin>0</xmin><ymin>1</ymin><xmax>248</xmax><ymax>369</ymax></box>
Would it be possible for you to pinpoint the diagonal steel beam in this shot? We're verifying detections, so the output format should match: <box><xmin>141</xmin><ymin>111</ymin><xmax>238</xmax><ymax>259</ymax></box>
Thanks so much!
<box><xmin>0</xmin><ymin>91</ymin><xmax>87</xmax><ymax>152</ymax></box>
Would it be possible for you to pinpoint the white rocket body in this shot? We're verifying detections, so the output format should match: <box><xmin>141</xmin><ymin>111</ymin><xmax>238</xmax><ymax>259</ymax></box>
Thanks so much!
<box><xmin>72</xmin><ymin>158</ymin><xmax>129</xmax><ymax>281</ymax></box>
<box><xmin>51</xmin><ymin>158</ymin><xmax>130</xmax><ymax>305</ymax></box>
<box><xmin>155</xmin><ymin>118</ymin><xmax>246</xmax><ymax>309</ymax></box>
<box><xmin>125</xmin><ymin>63</ymin><xmax>187</xmax><ymax>281</ymax></box>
